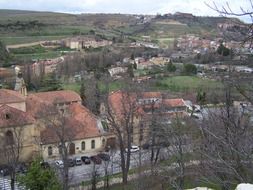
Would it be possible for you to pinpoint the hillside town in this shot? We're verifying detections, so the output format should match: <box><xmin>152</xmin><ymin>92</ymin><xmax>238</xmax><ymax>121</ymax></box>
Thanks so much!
<box><xmin>0</xmin><ymin>1</ymin><xmax>253</xmax><ymax>190</ymax></box>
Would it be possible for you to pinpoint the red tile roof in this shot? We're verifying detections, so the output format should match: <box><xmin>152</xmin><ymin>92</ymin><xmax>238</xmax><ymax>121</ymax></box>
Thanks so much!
<box><xmin>0</xmin><ymin>89</ymin><xmax>26</xmax><ymax>104</ymax></box>
<box><xmin>163</xmin><ymin>99</ymin><xmax>186</xmax><ymax>107</ymax></box>
<box><xmin>108</xmin><ymin>91</ymin><xmax>138</xmax><ymax>119</ymax></box>
<box><xmin>0</xmin><ymin>105</ymin><xmax>35</xmax><ymax>127</ymax></box>
<box><xmin>26</xmin><ymin>94</ymin><xmax>55</xmax><ymax>118</ymax></box>
<box><xmin>31</xmin><ymin>90</ymin><xmax>81</xmax><ymax>104</ymax></box>
<box><xmin>140</xmin><ymin>92</ymin><xmax>162</xmax><ymax>99</ymax></box>
<box><xmin>40</xmin><ymin>103</ymin><xmax>102</xmax><ymax>144</ymax></box>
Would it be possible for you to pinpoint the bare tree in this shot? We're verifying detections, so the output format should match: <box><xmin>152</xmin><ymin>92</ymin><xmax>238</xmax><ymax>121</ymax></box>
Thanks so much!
<box><xmin>198</xmin><ymin>86</ymin><xmax>253</xmax><ymax>189</ymax></box>
<box><xmin>40</xmin><ymin>103</ymin><xmax>77</xmax><ymax>190</ymax></box>
<box><xmin>102</xmin><ymin>157</ymin><xmax>110</xmax><ymax>189</ymax></box>
<box><xmin>0</xmin><ymin>127</ymin><xmax>24</xmax><ymax>190</ymax></box>
<box><xmin>105</xmin><ymin>87</ymin><xmax>140</xmax><ymax>185</ymax></box>
<box><xmin>90</xmin><ymin>163</ymin><xmax>99</xmax><ymax>190</ymax></box>
<box><xmin>206</xmin><ymin>1</ymin><xmax>253</xmax><ymax>46</ymax></box>
<box><xmin>152</xmin><ymin>115</ymin><xmax>198</xmax><ymax>190</ymax></box>
<box><xmin>0</xmin><ymin>105</ymin><xmax>36</xmax><ymax>190</ymax></box>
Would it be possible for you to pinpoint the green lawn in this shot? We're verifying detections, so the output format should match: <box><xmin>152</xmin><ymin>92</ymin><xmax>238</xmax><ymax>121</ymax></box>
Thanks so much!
<box><xmin>13</xmin><ymin>51</ymin><xmax>63</xmax><ymax>60</ymax></box>
<box><xmin>63</xmin><ymin>80</ymin><xmax>125</xmax><ymax>94</ymax></box>
<box><xmin>155</xmin><ymin>76</ymin><xmax>223</xmax><ymax>92</ymax></box>
<box><xmin>1</xmin><ymin>35</ymin><xmax>68</xmax><ymax>45</ymax></box>
<box><xmin>62</xmin><ymin>83</ymin><xmax>81</xmax><ymax>93</ymax></box>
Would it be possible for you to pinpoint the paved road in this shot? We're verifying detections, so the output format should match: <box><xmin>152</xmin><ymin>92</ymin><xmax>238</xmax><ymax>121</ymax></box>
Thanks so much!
<box><xmin>0</xmin><ymin>146</ymin><xmax>192</xmax><ymax>188</ymax></box>
<box><xmin>63</xmin><ymin>146</ymin><xmax>191</xmax><ymax>185</ymax></box>
<box><xmin>0</xmin><ymin>177</ymin><xmax>25</xmax><ymax>190</ymax></box>
<box><xmin>67</xmin><ymin>150</ymin><xmax>151</xmax><ymax>185</ymax></box>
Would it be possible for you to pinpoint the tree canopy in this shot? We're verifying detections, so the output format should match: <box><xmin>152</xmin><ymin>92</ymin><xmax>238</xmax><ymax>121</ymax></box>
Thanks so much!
<box><xmin>183</xmin><ymin>64</ymin><xmax>197</xmax><ymax>75</ymax></box>
<box><xmin>0</xmin><ymin>40</ymin><xmax>10</xmax><ymax>66</ymax></box>
<box><xmin>18</xmin><ymin>158</ymin><xmax>61</xmax><ymax>190</ymax></box>
<box><xmin>217</xmin><ymin>43</ymin><xmax>230</xmax><ymax>56</ymax></box>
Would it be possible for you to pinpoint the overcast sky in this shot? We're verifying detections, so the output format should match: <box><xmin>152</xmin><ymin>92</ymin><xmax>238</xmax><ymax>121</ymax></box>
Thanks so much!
<box><xmin>0</xmin><ymin>0</ymin><xmax>251</xmax><ymax>22</ymax></box>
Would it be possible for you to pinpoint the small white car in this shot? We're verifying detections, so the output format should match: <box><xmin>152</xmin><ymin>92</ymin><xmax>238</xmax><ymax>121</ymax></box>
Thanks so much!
<box><xmin>55</xmin><ymin>160</ymin><xmax>64</xmax><ymax>168</ymax></box>
<box><xmin>75</xmin><ymin>157</ymin><xmax>82</xmax><ymax>166</ymax></box>
<box><xmin>125</xmin><ymin>145</ymin><xmax>140</xmax><ymax>153</ymax></box>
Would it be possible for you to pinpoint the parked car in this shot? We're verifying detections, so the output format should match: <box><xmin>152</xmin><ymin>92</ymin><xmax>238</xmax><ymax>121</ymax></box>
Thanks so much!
<box><xmin>142</xmin><ymin>143</ymin><xmax>150</xmax><ymax>150</ymax></box>
<box><xmin>15</xmin><ymin>163</ymin><xmax>27</xmax><ymax>173</ymax></box>
<box><xmin>40</xmin><ymin>161</ymin><xmax>50</xmax><ymax>169</ymax></box>
<box><xmin>68</xmin><ymin>159</ymin><xmax>75</xmax><ymax>167</ymax></box>
<box><xmin>90</xmin><ymin>156</ymin><xmax>102</xmax><ymax>164</ymax></box>
<box><xmin>55</xmin><ymin>160</ymin><xmax>64</xmax><ymax>168</ymax></box>
<box><xmin>97</xmin><ymin>153</ymin><xmax>110</xmax><ymax>161</ymax></box>
<box><xmin>75</xmin><ymin>158</ymin><xmax>82</xmax><ymax>166</ymax></box>
<box><xmin>125</xmin><ymin>145</ymin><xmax>140</xmax><ymax>153</ymax></box>
<box><xmin>0</xmin><ymin>165</ymin><xmax>10</xmax><ymax>176</ymax></box>
<box><xmin>81</xmin><ymin>156</ymin><xmax>91</xmax><ymax>164</ymax></box>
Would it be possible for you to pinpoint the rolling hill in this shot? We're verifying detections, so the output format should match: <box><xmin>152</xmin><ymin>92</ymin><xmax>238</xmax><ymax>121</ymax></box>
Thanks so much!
<box><xmin>0</xmin><ymin>9</ymin><xmax>247</xmax><ymax>46</ymax></box>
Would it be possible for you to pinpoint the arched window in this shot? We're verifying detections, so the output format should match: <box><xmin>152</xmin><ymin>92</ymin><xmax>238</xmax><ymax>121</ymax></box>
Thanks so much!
<box><xmin>5</xmin><ymin>130</ymin><xmax>14</xmax><ymax>145</ymax></box>
<box><xmin>91</xmin><ymin>140</ymin><xmax>95</xmax><ymax>149</ymax></box>
<box><xmin>102</xmin><ymin>138</ymin><xmax>106</xmax><ymax>146</ymax></box>
<box><xmin>48</xmin><ymin>146</ymin><xmax>53</xmax><ymax>156</ymax></box>
<box><xmin>81</xmin><ymin>141</ymin><xmax>85</xmax><ymax>151</ymax></box>
<box><xmin>69</xmin><ymin>143</ymin><xmax>75</xmax><ymax>155</ymax></box>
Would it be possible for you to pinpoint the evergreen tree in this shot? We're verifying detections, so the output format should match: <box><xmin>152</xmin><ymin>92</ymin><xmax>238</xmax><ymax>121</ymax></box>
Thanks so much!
<box><xmin>196</xmin><ymin>90</ymin><xmax>206</xmax><ymax>106</ymax></box>
<box><xmin>80</xmin><ymin>80</ymin><xmax>87</xmax><ymax>106</ymax></box>
<box><xmin>127</xmin><ymin>64</ymin><xmax>134</xmax><ymax>78</ymax></box>
<box><xmin>94</xmin><ymin>82</ymin><xmax>101</xmax><ymax>115</ymax></box>
<box><xmin>18</xmin><ymin>158</ymin><xmax>61</xmax><ymax>190</ymax></box>
<box><xmin>167</xmin><ymin>63</ymin><xmax>176</xmax><ymax>72</ymax></box>
<box><xmin>39</xmin><ymin>73</ymin><xmax>63</xmax><ymax>92</ymax></box>
<box><xmin>217</xmin><ymin>43</ymin><xmax>230</xmax><ymax>56</ymax></box>
<box><xmin>183</xmin><ymin>64</ymin><xmax>197</xmax><ymax>75</ymax></box>
<box><xmin>0</xmin><ymin>40</ymin><xmax>10</xmax><ymax>67</ymax></box>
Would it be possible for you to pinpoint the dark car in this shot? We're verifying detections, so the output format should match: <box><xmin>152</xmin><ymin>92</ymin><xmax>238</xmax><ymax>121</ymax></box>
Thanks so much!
<box><xmin>68</xmin><ymin>159</ymin><xmax>75</xmax><ymax>167</ymax></box>
<box><xmin>97</xmin><ymin>153</ymin><xmax>110</xmax><ymax>161</ymax></box>
<box><xmin>0</xmin><ymin>165</ymin><xmax>11</xmax><ymax>176</ymax></box>
<box><xmin>81</xmin><ymin>156</ymin><xmax>91</xmax><ymax>164</ymax></box>
<box><xmin>90</xmin><ymin>156</ymin><xmax>102</xmax><ymax>165</ymax></box>
<box><xmin>40</xmin><ymin>161</ymin><xmax>50</xmax><ymax>169</ymax></box>
<box><xmin>16</xmin><ymin>163</ymin><xmax>27</xmax><ymax>174</ymax></box>
<box><xmin>142</xmin><ymin>143</ymin><xmax>150</xmax><ymax>150</ymax></box>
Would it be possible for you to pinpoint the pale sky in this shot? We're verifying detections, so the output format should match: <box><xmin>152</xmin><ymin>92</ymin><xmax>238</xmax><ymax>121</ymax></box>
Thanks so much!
<box><xmin>0</xmin><ymin>0</ymin><xmax>251</xmax><ymax>22</ymax></box>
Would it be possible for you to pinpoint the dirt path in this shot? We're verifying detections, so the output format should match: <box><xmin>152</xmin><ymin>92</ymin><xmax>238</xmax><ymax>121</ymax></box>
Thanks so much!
<box><xmin>6</xmin><ymin>41</ymin><xmax>45</xmax><ymax>49</ymax></box>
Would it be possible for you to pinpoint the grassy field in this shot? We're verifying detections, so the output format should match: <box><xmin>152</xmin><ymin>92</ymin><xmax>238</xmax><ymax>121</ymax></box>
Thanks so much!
<box><xmin>0</xmin><ymin>9</ymin><xmax>223</xmax><ymax>46</ymax></box>
<box><xmin>63</xmin><ymin>80</ymin><xmax>125</xmax><ymax>94</ymax></box>
<box><xmin>63</xmin><ymin>76</ymin><xmax>223</xmax><ymax>94</ymax></box>
<box><xmin>157</xmin><ymin>37</ymin><xmax>175</xmax><ymax>48</ymax></box>
<box><xmin>0</xmin><ymin>36</ymin><xmax>68</xmax><ymax>45</ymax></box>
<box><xmin>154</xmin><ymin>76</ymin><xmax>223</xmax><ymax>92</ymax></box>
<box><xmin>13</xmin><ymin>51</ymin><xmax>63</xmax><ymax>60</ymax></box>
<box><xmin>63</xmin><ymin>83</ymin><xmax>81</xmax><ymax>93</ymax></box>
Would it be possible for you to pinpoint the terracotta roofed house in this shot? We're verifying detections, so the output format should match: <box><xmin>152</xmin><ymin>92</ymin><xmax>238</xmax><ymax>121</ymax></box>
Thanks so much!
<box><xmin>0</xmin><ymin>89</ymin><xmax>26</xmax><ymax>112</ymax></box>
<box><xmin>40</xmin><ymin>103</ymin><xmax>109</xmax><ymax>159</ymax></box>
<box><xmin>33</xmin><ymin>90</ymin><xmax>82</xmax><ymax>106</ymax></box>
<box><xmin>27</xmin><ymin>91</ymin><xmax>109</xmax><ymax>160</ymax></box>
<box><xmin>0</xmin><ymin>104</ymin><xmax>39</xmax><ymax>163</ymax></box>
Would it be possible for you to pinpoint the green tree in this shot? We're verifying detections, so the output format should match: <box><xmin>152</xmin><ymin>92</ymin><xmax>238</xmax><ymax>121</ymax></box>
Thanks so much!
<box><xmin>196</xmin><ymin>90</ymin><xmax>206</xmax><ymax>106</ymax></box>
<box><xmin>167</xmin><ymin>63</ymin><xmax>176</xmax><ymax>72</ymax></box>
<box><xmin>183</xmin><ymin>64</ymin><xmax>197</xmax><ymax>75</ymax></box>
<box><xmin>18</xmin><ymin>158</ymin><xmax>61</xmax><ymax>190</ymax></box>
<box><xmin>80</xmin><ymin>79</ymin><xmax>87</xmax><ymax>106</ymax></box>
<box><xmin>94</xmin><ymin>83</ymin><xmax>101</xmax><ymax>115</ymax></box>
<box><xmin>127</xmin><ymin>64</ymin><xmax>134</xmax><ymax>78</ymax></box>
<box><xmin>0</xmin><ymin>40</ymin><xmax>10</xmax><ymax>67</ymax></box>
<box><xmin>217</xmin><ymin>43</ymin><xmax>230</xmax><ymax>56</ymax></box>
<box><xmin>39</xmin><ymin>73</ymin><xmax>63</xmax><ymax>92</ymax></box>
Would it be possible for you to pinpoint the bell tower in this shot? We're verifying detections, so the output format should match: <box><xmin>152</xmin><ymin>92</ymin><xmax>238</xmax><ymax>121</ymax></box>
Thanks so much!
<box><xmin>14</xmin><ymin>66</ymin><xmax>27</xmax><ymax>96</ymax></box>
